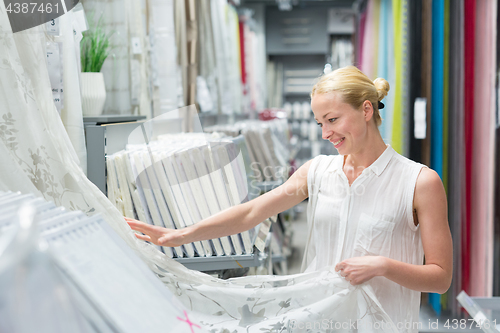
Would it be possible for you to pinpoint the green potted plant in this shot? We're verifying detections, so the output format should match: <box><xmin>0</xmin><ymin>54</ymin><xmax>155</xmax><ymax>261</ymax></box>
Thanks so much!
<box><xmin>80</xmin><ymin>16</ymin><xmax>112</xmax><ymax>116</ymax></box>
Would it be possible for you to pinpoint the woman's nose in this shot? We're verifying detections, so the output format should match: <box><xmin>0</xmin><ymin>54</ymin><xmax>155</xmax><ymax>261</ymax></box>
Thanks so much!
<box><xmin>322</xmin><ymin>126</ymin><xmax>332</xmax><ymax>140</ymax></box>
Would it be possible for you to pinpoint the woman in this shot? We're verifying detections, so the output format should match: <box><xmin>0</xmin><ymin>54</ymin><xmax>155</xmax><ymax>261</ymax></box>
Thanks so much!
<box><xmin>127</xmin><ymin>66</ymin><xmax>453</xmax><ymax>329</ymax></box>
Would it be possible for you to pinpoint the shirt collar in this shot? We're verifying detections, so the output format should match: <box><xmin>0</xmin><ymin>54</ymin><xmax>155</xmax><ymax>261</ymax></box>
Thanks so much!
<box><xmin>331</xmin><ymin>144</ymin><xmax>395</xmax><ymax>177</ymax></box>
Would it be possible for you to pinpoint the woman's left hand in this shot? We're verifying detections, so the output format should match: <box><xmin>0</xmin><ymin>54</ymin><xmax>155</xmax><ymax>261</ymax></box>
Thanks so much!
<box><xmin>335</xmin><ymin>256</ymin><xmax>387</xmax><ymax>285</ymax></box>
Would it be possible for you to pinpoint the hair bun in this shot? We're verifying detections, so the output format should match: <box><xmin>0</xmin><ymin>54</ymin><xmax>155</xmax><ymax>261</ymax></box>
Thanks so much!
<box><xmin>373</xmin><ymin>78</ymin><xmax>390</xmax><ymax>101</ymax></box>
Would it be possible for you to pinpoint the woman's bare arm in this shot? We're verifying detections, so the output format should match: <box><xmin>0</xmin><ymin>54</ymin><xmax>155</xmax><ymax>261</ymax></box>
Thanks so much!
<box><xmin>127</xmin><ymin>159</ymin><xmax>312</xmax><ymax>247</ymax></box>
<box><xmin>380</xmin><ymin>167</ymin><xmax>453</xmax><ymax>294</ymax></box>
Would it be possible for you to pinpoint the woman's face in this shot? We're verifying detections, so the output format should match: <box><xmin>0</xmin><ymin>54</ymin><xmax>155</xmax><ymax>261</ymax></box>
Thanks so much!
<box><xmin>311</xmin><ymin>92</ymin><xmax>372</xmax><ymax>155</ymax></box>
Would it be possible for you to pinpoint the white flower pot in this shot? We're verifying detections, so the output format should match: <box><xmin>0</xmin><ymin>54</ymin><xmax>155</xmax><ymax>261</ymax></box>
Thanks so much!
<box><xmin>81</xmin><ymin>72</ymin><xmax>106</xmax><ymax>116</ymax></box>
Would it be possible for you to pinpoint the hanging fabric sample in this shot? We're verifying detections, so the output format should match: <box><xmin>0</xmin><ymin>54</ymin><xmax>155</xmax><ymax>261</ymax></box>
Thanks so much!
<box><xmin>408</xmin><ymin>0</ymin><xmax>422</xmax><ymax>163</ymax></box>
<box><xmin>125</xmin><ymin>0</ymin><xmax>151</xmax><ymax>117</ymax></box>
<box><xmin>390</xmin><ymin>0</ymin><xmax>409</xmax><ymax>155</ymax></box>
<box><xmin>428</xmin><ymin>0</ymin><xmax>445</xmax><ymax>316</ymax></box>
<box><xmin>462</xmin><ymin>0</ymin><xmax>476</xmax><ymax>296</ymax></box>
<box><xmin>377</xmin><ymin>0</ymin><xmax>395</xmax><ymax>144</ymax></box>
<box><xmin>197</xmin><ymin>0</ymin><xmax>219</xmax><ymax>113</ymax></box>
<box><xmin>470</xmin><ymin>0</ymin><xmax>497</xmax><ymax>298</ymax></box>
<box><xmin>210</xmin><ymin>0</ymin><xmax>233</xmax><ymax>114</ymax></box>
<box><xmin>420</xmin><ymin>0</ymin><xmax>433</xmax><ymax>166</ymax></box>
<box><xmin>360</xmin><ymin>0</ymin><xmax>379</xmax><ymax>79</ymax></box>
<box><xmin>53</xmin><ymin>11</ymin><xmax>87</xmax><ymax>174</ymax></box>
<box><xmin>447</xmin><ymin>0</ymin><xmax>464</xmax><ymax>315</ymax></box>
<box><xmin>149</xmin><ymin>0</ymin><xmax>180</xmax><ymax>117</ymax></box>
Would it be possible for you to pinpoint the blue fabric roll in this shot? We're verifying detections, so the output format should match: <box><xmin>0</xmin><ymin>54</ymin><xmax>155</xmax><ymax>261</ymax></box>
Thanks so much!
<box><xmin>430</xmin><ymin>0</ymin><xmax>445</xmax><ymax>316</ymax></box>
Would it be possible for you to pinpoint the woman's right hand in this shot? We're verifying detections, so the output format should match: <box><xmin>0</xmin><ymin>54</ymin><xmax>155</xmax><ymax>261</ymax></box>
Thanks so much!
<box><xmin>125</xmin><ymin>217</ymin><xmax>187</xmax><ymax>247</ymax></box>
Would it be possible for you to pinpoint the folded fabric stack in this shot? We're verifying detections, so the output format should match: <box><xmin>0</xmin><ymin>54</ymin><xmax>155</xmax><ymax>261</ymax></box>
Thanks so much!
<box><xmin>106</xmin><ymin>133</ymin><xmax>260</xmax><ymax>258</ymax></box>
<box><xmin>0</xmin><ymin>191</ymin><xmax>204</xmax><ymax>333</ymax></box>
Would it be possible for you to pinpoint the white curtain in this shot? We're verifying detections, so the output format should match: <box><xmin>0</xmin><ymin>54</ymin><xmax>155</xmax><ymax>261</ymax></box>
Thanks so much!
<box><xmin>47</xmin><ymin>11</ymin><xmax>88</xmax><ymax>174</ymax></box>
<box><xmin>149</xmin><ymin>0</ymin><xmax>179</xmax><ymax>117</ymax></box>
<box><xmin>0</xmin><ymin>3</ymin><xmax>401</xmax><ymax>331</ymax></box>
<box><xmin>81</xmin><ymin>0</ymin><xmax>132</xmax><ymax>114</ymax></box>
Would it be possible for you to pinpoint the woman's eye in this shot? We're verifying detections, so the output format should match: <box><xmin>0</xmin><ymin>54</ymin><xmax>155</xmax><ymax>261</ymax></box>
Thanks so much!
<box><xmin>316</xmin><ymin>123</ymin><xmax>322</xmax><ymax>127</ymax></box>
<box><xmin>328</xmin><ymin>118</ymin><xmax>337</xmax><ymax>123</ymax></box>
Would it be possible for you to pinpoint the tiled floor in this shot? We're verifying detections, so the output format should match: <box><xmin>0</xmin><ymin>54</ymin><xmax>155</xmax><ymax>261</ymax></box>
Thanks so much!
<box><xmin>286</xmin><ymin>201</ymin><xmax>485</xmax><ymax>332</ymax></box>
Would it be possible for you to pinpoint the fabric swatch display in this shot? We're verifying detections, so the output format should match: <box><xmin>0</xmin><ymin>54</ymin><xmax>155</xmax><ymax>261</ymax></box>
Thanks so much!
<box><xmin>0</xmin><ymin>191</ymin><xmax>206</xmax><ymax>333</ymax></box>
<box><xmin>107</xmin><ymin>134</ymin><xmax>260</xmax><ymax>257</ymax></box>
<box><xmin>205</xmin><ymin>119</ymin><xmax>290</xmax><ymax>184</ymax></box>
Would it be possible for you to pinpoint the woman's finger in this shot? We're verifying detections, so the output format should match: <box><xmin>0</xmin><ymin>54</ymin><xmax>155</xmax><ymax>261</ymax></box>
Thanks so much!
<box><xmin>127</xmin><ymin>221</ymin><xmax>155</xmax><ymax>233</ymax></box>
<box><xmin>134</xmin><ymin>233</ymin><xmax>151</xmax><ymax>241</ymax></box>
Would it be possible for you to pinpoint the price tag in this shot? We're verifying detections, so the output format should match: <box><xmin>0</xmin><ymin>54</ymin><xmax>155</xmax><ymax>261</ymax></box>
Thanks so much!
<box><xmin>46</xmin><ymin>18</ymin><xmax>60</xmax><ymax>36</ymax></box>
<box><xmin>414</xmin><ymin>98</ymin><xmax>427</xmax><ymax>139</ymax></box>
<box><xmin>46</xmin><ymin>42</ymin><xmax>63</xmax><ymax>114</ymax></box>
<box><xmin>131</xmin><ymin>37</ymin><xmax>142</xmax><ymax>55</ymax></box>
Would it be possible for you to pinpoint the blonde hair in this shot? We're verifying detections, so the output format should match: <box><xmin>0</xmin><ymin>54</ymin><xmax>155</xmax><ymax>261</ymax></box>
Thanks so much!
<box><xmin>310</xmin><ymin>66</ymin><xmax>390</xmax><ymax>127</ymax></box>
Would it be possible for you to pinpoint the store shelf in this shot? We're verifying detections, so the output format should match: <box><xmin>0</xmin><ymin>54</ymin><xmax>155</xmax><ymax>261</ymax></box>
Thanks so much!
<box><xmin>174</xmin><ymin>252</ymin><xmax>260</xmax><ymax>271</ymax></box>
<box><xmin>83</xmin><ymin>114</ymin><xmax>146</xmax><ymax>125</ymax></box>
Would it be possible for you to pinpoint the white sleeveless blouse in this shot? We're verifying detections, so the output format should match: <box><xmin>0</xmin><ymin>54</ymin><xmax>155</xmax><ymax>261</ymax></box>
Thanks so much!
<box><xmin>302</xmin><ymin>145</ymin><xmax>426</xmax><ymax>332</ymax></box>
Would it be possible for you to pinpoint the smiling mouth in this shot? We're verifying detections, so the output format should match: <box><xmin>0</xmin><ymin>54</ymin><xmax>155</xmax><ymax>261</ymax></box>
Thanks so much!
<box><xmin>332</xmin><ymin>138</ymin><xmax>345</xmax><ymax>146</ymax></box>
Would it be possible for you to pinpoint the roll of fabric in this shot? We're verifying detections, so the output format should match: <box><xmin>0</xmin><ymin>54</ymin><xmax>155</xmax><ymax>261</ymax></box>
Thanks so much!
<box><xmin>377</xmin><ymin>0</ymin><xmax>394</xmax><ymax>144</ymax></box>
<box><xmin>390</xmin><ymin>0</ymin><xmax>405</xmax><ymax>155</ymax></box>
<box><xmin>428</xmin><ymin>0</ymin><xmax>445</xmax><ymax>315</ymax></box>
<box><xmin>421</xmin><ymin>0</ymin><xmax>432</xmax><ymax>167</ymax></box>
<box><xmin>408</xmin><ymin>0</ymin><xmax>422</xmax><ymax>163</ymax></box>
<box><xmin>462</xmin><ymin>0</ymin><xmax>476</xmax><ymax>296</ymax></box>
<box><xmin>447</xmin><ymin>0</ymin><xmax>464</xmax><ymax>315</ymax></box>
<box><xmin>360</xmin><ymin>0</ymin><xmax>379</xmax><ymax>79</ymax></box>
<box><xmin>470</xmin><ymin>0</ymin><xmax>497</xmax><ymax>297</ymax></box>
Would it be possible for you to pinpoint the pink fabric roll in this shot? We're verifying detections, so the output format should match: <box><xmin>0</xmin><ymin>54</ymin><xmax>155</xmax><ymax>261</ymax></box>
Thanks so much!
<box><xmin>470</xmin><ymin>0</ymin><xmax>497</xmax><ymax>297</ymax></box>
<box><xmin>360</xmin><ymin>0</ymin><xmax>380</xmax><ymax>79</ymax></box>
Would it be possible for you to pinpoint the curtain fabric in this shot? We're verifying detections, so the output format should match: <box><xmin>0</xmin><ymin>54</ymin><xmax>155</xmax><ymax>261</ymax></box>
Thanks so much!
<box><xmin>377</xmin><ymin>0</ymin><xmax>394</xmax><ymax>144</ymax></box>
<box><xmin>149</xmin><ymin>0</ymin><xmax>180</xmax><ymax>117</ymax></box>
<box><xmin>429</xmin><ymin>0</ymin><xmax>444</xmax><ymax>315</ymax></box>
<box><xmin>56</xmin><ymin>12</ymin><xmax>87</xmax><ymax>175</ymax></box>
<box><xmin>462</xmin><ymin>0</ymin><xmax>475</xmax><ymax>296</ymax></box>
<box><xmin>470</xmin><ymin>0</ymin><xmax>497</xmax><ymax>298</ymax></box>
<box><xmin>390</xmin><ymin>0</ymin><xmax>407</xmax><ymax>155</ymax></box>
<box><xmin>447</xmin><ymin>0</ymin><xmax>464</xmax><ymax>314</ymax></box>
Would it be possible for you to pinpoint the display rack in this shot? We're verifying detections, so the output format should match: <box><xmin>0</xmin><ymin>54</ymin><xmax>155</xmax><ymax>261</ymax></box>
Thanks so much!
<box><xmin>175</xmin><ymin>253</ymin><xmax>260</xmax><ymax>271</ymax></box>
<box><xmin>84</xmin><ymin>115</ymin><xmax>270</xmax><ymax>273</ymax></box>
<box><xmin>84</xmin><ymin>115</ymin><xmax>147</xmax><ymax>194</ymax></box>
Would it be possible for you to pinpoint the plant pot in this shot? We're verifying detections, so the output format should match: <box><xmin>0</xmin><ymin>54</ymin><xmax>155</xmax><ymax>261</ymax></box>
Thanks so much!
<box><xmin>81</xmin><ymin>72</ymin><xmax>106</xmax><ymax>116</ymax></box>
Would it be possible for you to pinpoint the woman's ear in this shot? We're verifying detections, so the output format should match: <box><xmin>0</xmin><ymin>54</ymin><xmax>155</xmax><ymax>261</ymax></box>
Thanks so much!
<box><xmin>362</xmin><ymin>100</ymin><xmax>374</xmax><ymax>122</ymax></box>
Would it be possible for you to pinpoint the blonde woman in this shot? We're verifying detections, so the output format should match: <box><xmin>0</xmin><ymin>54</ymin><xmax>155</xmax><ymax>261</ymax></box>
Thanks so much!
<box><xmin>127</xmin><ymin>66</ymin><xmax>452</xmax><ymax>328</ymax></box>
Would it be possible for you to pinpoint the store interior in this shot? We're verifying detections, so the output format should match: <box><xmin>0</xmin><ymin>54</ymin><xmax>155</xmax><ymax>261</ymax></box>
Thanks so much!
<box><xmin>0</xmin><ymin>0</ymin><xmax>499</xmax><ymax>332</ymax></box>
